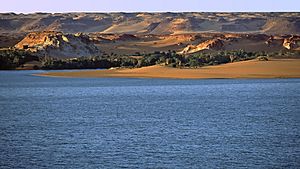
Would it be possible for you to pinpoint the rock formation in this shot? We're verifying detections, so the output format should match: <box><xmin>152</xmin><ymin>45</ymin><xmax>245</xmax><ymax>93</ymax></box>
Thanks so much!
<box><xmin>179</xmin><ymin>38</ymin><xmax>224</xmax><ymax>54</ymax></box>
<box><xmin>282</xmin><ymin>36</ymin><xmax>300</xmax><ymax>50</ymax></box>
<box><xmin>15</xmin><ymin>31</ymin><xmax>99</xmax><ymax>58</ymax></box>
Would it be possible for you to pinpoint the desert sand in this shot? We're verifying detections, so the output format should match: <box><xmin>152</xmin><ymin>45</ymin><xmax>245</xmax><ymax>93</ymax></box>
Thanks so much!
<box><xmin>37</xmin><ymin>58</ymin><xmax>300</xmax><ymax>79</ymax></box>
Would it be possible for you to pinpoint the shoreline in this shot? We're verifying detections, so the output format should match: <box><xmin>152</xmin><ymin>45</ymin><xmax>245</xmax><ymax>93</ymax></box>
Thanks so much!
<box><xmin>36</xmin><ymin>58</ymin><xmax>300</xmax><ymax>79</ymax></box>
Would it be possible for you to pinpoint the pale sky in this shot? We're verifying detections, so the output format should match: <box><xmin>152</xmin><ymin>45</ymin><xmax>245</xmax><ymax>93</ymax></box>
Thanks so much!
<box><xmin>0</xmin><ymin>0</ymin><xmax>299</xmax><ymax>13</ymax></box>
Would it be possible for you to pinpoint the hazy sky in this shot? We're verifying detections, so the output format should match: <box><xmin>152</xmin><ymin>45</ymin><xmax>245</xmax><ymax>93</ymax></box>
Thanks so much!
<box><xmin>1</xmin><ymin>0</ymin><xmax>299</xmax><ymax>13</ymax></box>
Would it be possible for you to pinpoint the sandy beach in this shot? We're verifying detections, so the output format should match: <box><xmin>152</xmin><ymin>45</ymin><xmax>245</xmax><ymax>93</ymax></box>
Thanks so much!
<box><xmin>37</xmin><ymin>58</ymin><xmax>300</xmax><ymax>79</ymax></box>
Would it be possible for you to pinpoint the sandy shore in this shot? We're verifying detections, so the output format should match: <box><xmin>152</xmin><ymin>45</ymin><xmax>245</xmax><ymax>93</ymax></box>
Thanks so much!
<box><xmin>36</xmin><ymin>58</ymin><xmax>300</xmax><ymax>79</ymax></box>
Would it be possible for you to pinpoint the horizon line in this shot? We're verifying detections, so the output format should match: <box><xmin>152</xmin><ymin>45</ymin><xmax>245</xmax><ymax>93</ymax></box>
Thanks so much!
<box><xmin>1</xmin><ymin>11</ymin><xmax>300</xmax><ymax>14</ymax></box>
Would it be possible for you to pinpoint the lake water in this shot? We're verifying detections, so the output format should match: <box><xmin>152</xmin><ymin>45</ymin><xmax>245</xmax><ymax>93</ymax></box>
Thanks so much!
<box><xmin>0</xmin><ymin>70</ymin><xmax>299</xmax><ymax>168</ymax></box>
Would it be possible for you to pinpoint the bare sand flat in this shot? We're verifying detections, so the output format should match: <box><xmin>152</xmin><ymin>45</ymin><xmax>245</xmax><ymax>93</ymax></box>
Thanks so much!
<box><xmin>37</xmin><ymin>59</ymin><xmax>300</xmax><ymax>79</ymax></box>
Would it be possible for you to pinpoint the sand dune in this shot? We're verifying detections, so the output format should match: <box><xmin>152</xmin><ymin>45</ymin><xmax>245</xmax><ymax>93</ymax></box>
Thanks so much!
<box><xmin>1</xmin><ymin>13</ymin><xmax>300</xmax><ymax>35</ymax></box>
<box><xmin>38</xmin><ymin>58</ymin><xmax>300</xmax><ymax>79</ymax></box>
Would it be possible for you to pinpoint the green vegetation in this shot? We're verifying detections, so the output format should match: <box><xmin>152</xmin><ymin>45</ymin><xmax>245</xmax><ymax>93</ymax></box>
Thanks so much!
<box><xmin>0</xmin><ymin>49</ymin><xmax>299</xmax><ymax>70</ymax></box>
<box><xmin>40</xmin><ymin>56</ymin><xmax>116</xmax><ymax>70</ymax></box>
<box><xmin>0</xmin><ymin>49</ymin><xmax>39</xmax><ymax>69</ymax></box>
<box><xmin>135</xmin><ymin>50</ymin><xmax>260</xmax><ymax>68</ymax></box>
<box><xmin>35</xmin><ymin>50</ymin><xmax>265</xmax><ymax>69</ymax></box>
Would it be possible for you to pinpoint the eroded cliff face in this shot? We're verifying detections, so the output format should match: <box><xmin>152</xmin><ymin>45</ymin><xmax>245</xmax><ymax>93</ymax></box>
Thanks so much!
<box><xmin>15</xmin><ymin>31</ymin><xmax>99</xmax><ymax>58</ymax></box>
<box><xmin>282</xmin><ymin>36</ymin><xmax>300</xmax><ymax>50</ymax></box>
<box><xmin>177</xmin><ymin>33</ymin><xmax>300</xmax><ymax>55</ymax></box>
<box><xmin>12</xmin><ymin>31</ymin><xmax>300</xmax><ymax>58</ymax></box>
<box><xmin>179</xmin><ymin>38</ymin><xmax>224</xmax><ymax>54</ymax></box>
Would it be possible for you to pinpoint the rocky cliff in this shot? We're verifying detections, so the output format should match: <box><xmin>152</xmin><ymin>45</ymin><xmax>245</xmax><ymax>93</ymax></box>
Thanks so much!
<box><xmin>179</xmin><ymin>39</ymin><xmax>224</xmax><ymax>54</ymax></box>
<box><xmin>282</xmin><ymin>36</ymin><xmax>300</xmax><ymax>50</ymax></box>
<box><xmin>15</xmin><ymin>31</ymin><xmax>99</xmax><ymax>58</ymax></box>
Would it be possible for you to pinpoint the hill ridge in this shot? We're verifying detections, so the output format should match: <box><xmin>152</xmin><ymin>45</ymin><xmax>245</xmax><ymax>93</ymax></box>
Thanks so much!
<box><xmin>1</xmin><ymin>12</ymin><xmax>299</xmax><ymax>35</ymax></box>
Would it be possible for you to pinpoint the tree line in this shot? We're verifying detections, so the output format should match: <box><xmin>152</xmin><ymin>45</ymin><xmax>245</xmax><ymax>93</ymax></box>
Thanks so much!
<box><xmin>0</xmin><ymin>49</ymin><xmax>39</xmax><ymax>69</ymax></box>
<box><xmin>0</xmin><ymin>48</ymin><xmax>298</xmax><ymax>70</ymax></box>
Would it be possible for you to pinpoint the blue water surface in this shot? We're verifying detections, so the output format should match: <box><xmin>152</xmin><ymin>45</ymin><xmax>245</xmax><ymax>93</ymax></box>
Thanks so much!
<box><xmin>0</xmin><ymin>70</ymin><xmax>299</xmax><ymax>168</ymax></box>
